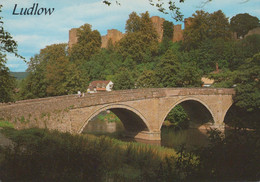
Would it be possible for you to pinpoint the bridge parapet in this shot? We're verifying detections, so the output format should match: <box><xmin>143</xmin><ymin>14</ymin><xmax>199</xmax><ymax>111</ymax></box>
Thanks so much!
<box><xmin>0</xmin><ymin>88</ymin><xmax>235</xmax><ymax>139</ymax></box>
<box><xmin>0</xmin><ymin>88</ymin><xmax>234</xmax><ymax>107</ymax></box>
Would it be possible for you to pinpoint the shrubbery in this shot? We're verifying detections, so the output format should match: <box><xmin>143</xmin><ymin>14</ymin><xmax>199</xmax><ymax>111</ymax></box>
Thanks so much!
<box><xmin>0</xmin><ymin>128</ymin><xmax>259</xmax><ymax>181</ymax></box>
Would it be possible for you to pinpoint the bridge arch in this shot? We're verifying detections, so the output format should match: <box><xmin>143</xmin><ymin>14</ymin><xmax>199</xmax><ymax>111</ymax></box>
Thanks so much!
<box><xmin>160</xmin><ymin>96</ymin><xmax>216</xmax><ymax>129</ymax></box>
<box><xmin>78</xmin><ymin>104</ymin><xmax>150</xmax><ymax>134</ymax></box>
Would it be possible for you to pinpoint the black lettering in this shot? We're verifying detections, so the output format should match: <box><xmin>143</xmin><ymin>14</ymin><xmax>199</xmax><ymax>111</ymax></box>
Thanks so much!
<box><xmin>45</xmin><ymin>8</ymin><xmax>55</xmax><ymax>15</ymax></box>
<box><xmin>34</xmin><ymin>3</ymin><xmax>38</xmax><ymax>15</ymax></box>
<box><xmin>12</xmin><ymin>4</ymin><xmax>19</xmax><ymax>15</ymax></box>
<box><xmin>37</xmin><ymin>8</ymin><xmax>44</xmax><ymax>15</ymax></box>
<box><xmin>27</xmin><ymin>3</ymin><xmax>35</xmax><ymax>15</ymax></box>
<box><xmin>22</xmin><ymin>8</ymin><xmax>26</xmax><ymax>15</ymax></box>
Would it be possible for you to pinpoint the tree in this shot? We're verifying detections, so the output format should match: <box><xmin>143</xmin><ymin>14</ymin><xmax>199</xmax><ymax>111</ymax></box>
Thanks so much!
<box><xmin>230</xmin><ymin>13</ymin><xmax>260</xmax><ymax>38</ymax></box>
<box><xmin>117</xmin><ymin>12</ymin><xmax>158</xmax><ymax>64</ymax></box>
<box><xmin>0</xmin><ymin>5</ymin><xmax>22</xmax><ymax>102</ymax></box>
<box><xmin>136</xmin><ymin>70</ymin><xmax>158</xmax><ymax>88</ymax></box>
<box><xmin>163</xmin><ymin>20</ymin><xmax>174</xmax><ymax>41</ymax></box>
<box><xmin>160</xmin><ymin>20</ymin><xmax>174</xmax><ymax>53</ymax></box>
<box><xmin>165</xmin><ymin>105</ymin><xmax>190</xmax><ymax>129</ymax></box>
<box><xmin>185</xmin><ymin>38</ymin><xmax>231</xmax><ymax>74</ymax></box>
<box><xmin>69</xmin><ymin>24</ymin><xmax>101</xmax><ymax>64</ymax></box>
<box><xmin>155</xmin><ymin>50</ymin><xmax>180</xmax><ymax>87</ymax></box>
<box><xmin>20</xmin><ymin>44</ymin><xmax>85</xmax><ymax>99</ymax></box>
<box><xmin>45</xmin><ymin>44</ymin><xmax>70</xmax><ymax>96</ymax></box>
<box><xmin>208</xmin><ymin>10</ymin><xmax>231</xmax><ymax>39</ymax></box>
<box><xmin>176</xmin><ymin>62</ymin><xmax>202</xmax><ymax>87</ymax></box>
<box><xmin>183</xmin><ymin>10</ymin><xmax>231</xmax><ymax>50</ymax></box>
<box><xmin>233</xmin><ymin>53</ymin><xmax>260</xmax><ymax>112</ymax></box>
<box><xmin>0</xmin><ymin>54</ymin><xmax>16</xmax><ymax>102</ymax></box>
<box><xmin>62</xmin><ymin>63</ymin><xmax>88</xmax><ymax>94</ymax></box>
<box><xmin>211</xmin><ymin>53</ymin><xmax>260</xmax><ymax>128</ymax></box>
<box><xmin>113</xmin><ymin>68</ymin><xmax>135</xmax><ymax>90</ymax></box>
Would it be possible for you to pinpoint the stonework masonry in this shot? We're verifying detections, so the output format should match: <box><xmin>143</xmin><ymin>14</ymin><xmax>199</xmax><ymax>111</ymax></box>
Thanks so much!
<box><xmin>101</xmin><ymin>29</ymin><xmax>125</xmax><ymax>48</ymax></box>
<box><xmin>0</xmin><ymin>88</ymin><xmax>235</xmax><ymax>141</ymax></box>
<box><xmin>68</xmin><ymin>15</ymin><xmax>259</xmax><ymax>49</ymax></box>
<box><xmin>245</xmin><ymin>27</ymin><xmax>260</xmax><ymax>38</ymax></box>
<box><xmin>68</xmin><ymin>16</ymin><xmax>188</xmax><ymax>49</ymax></box>
<box><xmin>151</xmin><ymin>16</ymin><xmax>165</xmax><ymax>42</ymax></box>
<box><xmin>68</xmin><ymin>28</ymin><xmax>78</xmax><ymax>49</ymax></box>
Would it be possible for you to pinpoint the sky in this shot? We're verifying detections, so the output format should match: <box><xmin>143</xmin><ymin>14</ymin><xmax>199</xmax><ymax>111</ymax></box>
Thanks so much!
<box><xmin>1</xmin><ymin>0</ymin><xmax>260</xmax><ymax>72</ymax></box>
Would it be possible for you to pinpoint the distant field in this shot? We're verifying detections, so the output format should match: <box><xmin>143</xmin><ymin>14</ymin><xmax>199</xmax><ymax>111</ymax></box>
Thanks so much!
<box><xmin>10</xmin><ymin>72</ymin><xmax>29</xmax><ymax>80</ymax></box>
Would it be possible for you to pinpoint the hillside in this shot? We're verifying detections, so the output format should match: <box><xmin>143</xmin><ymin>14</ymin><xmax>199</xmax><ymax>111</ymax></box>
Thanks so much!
<box><xmin>10</xmin><ymin>72</ymin><xmax>28</xmax><ymax>80</ymax></box>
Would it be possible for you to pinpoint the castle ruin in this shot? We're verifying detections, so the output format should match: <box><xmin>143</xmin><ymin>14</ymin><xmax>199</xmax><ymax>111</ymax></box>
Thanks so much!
<box><xmin>68</xmin><ymin>16</ymin><xmax>190</xmax><ymax>49</ymax></box>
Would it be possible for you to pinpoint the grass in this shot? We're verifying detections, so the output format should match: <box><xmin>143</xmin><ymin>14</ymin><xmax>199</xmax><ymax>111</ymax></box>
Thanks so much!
<box><xmin>83</xmin><ymin>133</ymin><xmax>177</xmax><ymax>159</ymax></box>
<box><xmin>0</xmin><ymin>128</ymin><xmax>179</xmax><ymax>181</ymax></box>
<box><xmin>0</xmin><ymin>120</ymin><xmax>14</xmax><ymax>128</ymax></box>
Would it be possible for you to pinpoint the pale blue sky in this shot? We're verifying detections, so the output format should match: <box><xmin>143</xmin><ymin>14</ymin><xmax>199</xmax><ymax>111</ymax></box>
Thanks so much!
<box><xmin>1</xmin><ymin>0</ymin><xmax>260</xmax><ymax>72</ymax></box>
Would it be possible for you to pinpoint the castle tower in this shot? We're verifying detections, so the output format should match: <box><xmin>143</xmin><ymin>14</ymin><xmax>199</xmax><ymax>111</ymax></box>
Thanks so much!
<box><xmin>68</xmin><ymin>28</ymin><xmax>78</xmax><ymax>49</ymax></box>
<box><xmin>101</xmin><ymin>29</ymin><xmax>125</xmax><ymax>48</ymax></box>
<box><xmin>151</xmin><ymin>16</ymin><xmax>165</xmax><ymax>42</ymax></box>
<box><xmin>184</xmin><ymin>17</ymin><xmax>193</xmax><ymax>29</ymax></box>
<box><xmin>172</xmin><ymin>24</ymin><xmax>183</xmax><ymax>42</ymax></box>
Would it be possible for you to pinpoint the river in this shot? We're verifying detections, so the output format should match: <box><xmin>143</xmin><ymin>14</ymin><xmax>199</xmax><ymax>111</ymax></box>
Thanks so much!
<box><xmin>82</xmin><ymin>112</ymin><xmax>210</xmax><ymax>150</ymax></box>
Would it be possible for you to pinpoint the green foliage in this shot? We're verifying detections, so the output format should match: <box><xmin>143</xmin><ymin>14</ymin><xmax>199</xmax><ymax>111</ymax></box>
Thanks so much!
<box><xmin>136</xmin><ymin>69</ymin><xmax>158</xmax><ymax>88</ymax></box>
<box><xmin>165</xmin><ymin>105</ymin><xmax>190</xmax><ymax>129</ymax></box>
<box><xmin>0</xmin><ymin>5</ymin><xmax>20</xmax><ymax>57</ymax></box>
<box><xmin>196</xmin><ymin>129</ymin><xmax>260</xmax><ymax>181</ymax></box>
<box><xmin>69</xmin><ymin>24</ymin><xmax>101</xmax><ymax>62</ymax></box>
<box><xmin>113</xmin><ymin>68</ymin><xmax>135</xmax><ymax>90</ymax></box>
<box><xmin>0</xmin><ymin>120</ymin><xmax>14</xmax><ymax>128</ymax></box>
<box><xmin>162</xmin><ymin>20</ymin><xmax>174</xmax><ymax>41</ymax></box>
<box><xmin>0</xmin><ymin>56</ymin><xmax>16</xmax><ymax>102</ymax></box>
<box><xmin>19</xmin><ymin>44</ymin><xmax>72</xmax><ymax>98</ymax></box>
<box><xmin>233</xmin><ymin>53</ymin><xmax>260</xmax><ymax>112</ymax></box>
<box><xmin>155</xmin><ymin>50</ymin><xmax>180</xmax><ymax>87</ymax></box>
<box><xmin>97</xmin><ymin>112</ymin><xmax>120</xmax><ymax>123</ymax></box>
<box><xmin>230</xmin><ymin>13</ymin><xmax>260</xmax><ymax>38</ymax></box>
<box><xmin>0</xmin><ymin>128</ymin><xmax>178</xmax><ymax>181</ymax></box>
<box><xmin>117</xmin><ymin>11</ymin><xmax>158</xmax><ymax>64</ymax></box>
<box><xmin>0</xmin><ymin>5</ymin><xmax>22</xmax><ymax>103</ymax></box>
<box><xmin>183</xmin><ymin>10</ymin><xmax>231</xmax><ymax>50</ymax></box>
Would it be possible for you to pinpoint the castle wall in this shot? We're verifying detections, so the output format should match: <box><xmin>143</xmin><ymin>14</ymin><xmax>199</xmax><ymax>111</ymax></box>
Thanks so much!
<box><xmin>68</xmin><ymin>28</ymin><xmax>78</xmax><ymax>49</ymax></box>
<box><xmin>151</xmin><ymin>16</ymin><xmax>165</xmax><ymax>42</ymax></box>
<box><xmin>101</xmin><ymin>29</ymin><xmax>125</xmax><ymax>48</ymax></box>
<box><xmin>173</xmin><ymin>24</ymin><xmax>183</xmax><ymax>42</ymax></box>
<box><xmin>245</xmin><ymin>27</ymin><xmax>260</xmax><ymax>38</ymax></box>
<box><xmin>68</xmin><ymin>16</ymin><xmax>187</xmax><ymax>49</ymax></box>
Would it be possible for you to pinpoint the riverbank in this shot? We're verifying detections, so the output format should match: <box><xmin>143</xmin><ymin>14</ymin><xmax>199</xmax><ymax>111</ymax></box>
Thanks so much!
<box><xmin>0</xmin><ymin>127</ymin><xmax>182</xmax><ymax>181</ymax></box>
<box><xmin>0</xmin><ymin>123</ymin><xmax>259</xmax><ymax>181</ymax></box>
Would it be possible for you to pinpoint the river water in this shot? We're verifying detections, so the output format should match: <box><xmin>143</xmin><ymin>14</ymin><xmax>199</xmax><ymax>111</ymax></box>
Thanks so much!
<box><xmin>82</xmin><ymin>115</ymin><xmax>210</xmax><ymax>150</ymax></box>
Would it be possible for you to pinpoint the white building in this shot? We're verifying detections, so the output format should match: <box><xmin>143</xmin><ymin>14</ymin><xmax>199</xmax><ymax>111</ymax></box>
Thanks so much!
<box><xmin>87</xmin><ymin>80</ymin><xmax>114</xmax><ymax>93</ymax></box>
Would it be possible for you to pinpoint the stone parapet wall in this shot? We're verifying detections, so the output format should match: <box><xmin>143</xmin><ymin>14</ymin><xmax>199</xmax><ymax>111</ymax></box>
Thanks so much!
<box><xmin>0</xmin><ymin>88</ymin><xmax>235</xmax><ymax>140</ymax></box>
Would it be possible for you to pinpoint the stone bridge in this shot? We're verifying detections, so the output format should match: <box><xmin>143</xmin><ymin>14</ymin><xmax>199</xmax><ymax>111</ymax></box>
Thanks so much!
<box><xmin>0</xmin><ymin>88</ymin><xmax>235</xmax><ymax>140</ymax></box>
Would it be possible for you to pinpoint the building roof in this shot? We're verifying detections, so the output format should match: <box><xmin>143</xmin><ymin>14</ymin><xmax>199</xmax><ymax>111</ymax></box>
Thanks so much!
<box><xmin>89</xmin><ymin>80</ymin><xmax>112</xmax><ymax>88</ymax></box>
<box><xmin>201</xmin><ymin>77</ymin><xmax>214</xmax><ymax>85</ymax></box>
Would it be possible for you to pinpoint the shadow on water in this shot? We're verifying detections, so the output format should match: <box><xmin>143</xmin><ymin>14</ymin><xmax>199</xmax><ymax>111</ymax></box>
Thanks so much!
<box><xmin>161</xmin><ymin>126</ymin><xmax>209</xmax><ymax>150</ymax></box>
<box><xmin>82</xmin><ymin>114</ymin><xmax>210</xmax><ymax>150</ymax></box>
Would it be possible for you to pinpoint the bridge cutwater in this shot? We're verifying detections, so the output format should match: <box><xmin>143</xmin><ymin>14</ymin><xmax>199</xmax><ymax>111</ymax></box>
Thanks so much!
<box><xmin>0</xmin><ymin>88</ymin><xmax>235</xmax><ymax>141</ymax></box>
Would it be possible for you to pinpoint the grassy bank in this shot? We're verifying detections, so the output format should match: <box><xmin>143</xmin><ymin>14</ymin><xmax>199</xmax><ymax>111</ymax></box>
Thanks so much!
<box><xmin>0</xmin><ymin>126</ymin><xmax>259</xmax><ymax>181</ymax></box>
<box><xmin>0</xmin><ymin>128</ymin><xmax>181</xmax><ymax>182</ymax></box>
